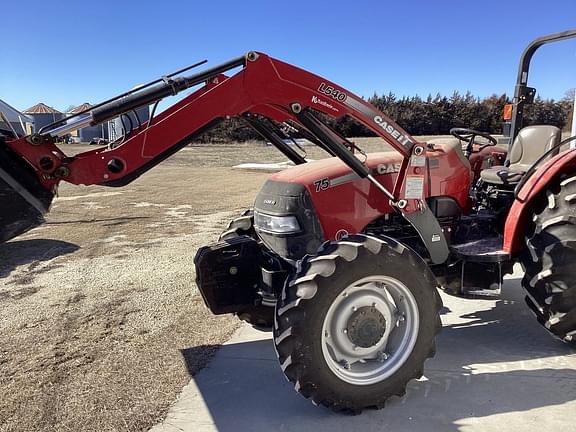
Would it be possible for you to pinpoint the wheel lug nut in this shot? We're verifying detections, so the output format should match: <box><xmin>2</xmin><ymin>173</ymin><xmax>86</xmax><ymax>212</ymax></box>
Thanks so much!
<box><xmin>352</xmin><ymin>306</ymin><xmax>357</xmax><ymax>312</ymax></box>
<box><xmin>343</xmin><ymin>329</ymin><xmax>348</xmax><ymax>334</ymax></box>
<box><xmin>396</xmin><ymin>314</ymin><xmax>406</xmax><ymax>327</ymax></box>
<box><xmin>377</xmin><ymin>351</ymin><xmax>389</xmax><ymax>362</ymax></box>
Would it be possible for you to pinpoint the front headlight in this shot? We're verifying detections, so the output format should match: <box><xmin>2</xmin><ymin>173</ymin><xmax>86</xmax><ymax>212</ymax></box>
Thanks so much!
<box><xmin>254</xmin><ymin>212</ymin><xmax>301</xmax><ymax>234</ymax></box>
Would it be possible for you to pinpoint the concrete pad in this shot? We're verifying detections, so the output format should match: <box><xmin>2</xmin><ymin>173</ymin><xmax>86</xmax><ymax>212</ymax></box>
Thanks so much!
<box><xmin>151</xmin><ymin>271</ymin><xmax>576</xmax><ymax>432</ymax></box>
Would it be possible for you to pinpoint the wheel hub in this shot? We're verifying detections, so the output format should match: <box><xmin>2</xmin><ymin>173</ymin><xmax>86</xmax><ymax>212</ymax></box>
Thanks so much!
<box><xmin>347</xmin><ymin>306</ymin><xmax>386</xmax><ymax>348</ymax></box>
<box><xmin>321</xmin><ymin>276</ymin><xmax>420</xmax><ymax>385</ymax></box>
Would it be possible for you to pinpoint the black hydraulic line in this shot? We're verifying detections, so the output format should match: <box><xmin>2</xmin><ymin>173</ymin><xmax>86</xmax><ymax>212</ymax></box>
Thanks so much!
<box><xmin>296</xmin><ymin>109</ymin><xmax>370</xmax><ymax>178</ymax></box>
<box><xmin>286</xmin><ymin>120</ymin><xmax>336</xmax><ymax>156</ymax></box>
<box><xmin>509</xmin><ymin>29</ymin><xmax>576</xmax><ymax>143</ymax></box>
<box><xmin>325</xmin><ymin>121</ymin><xmax>364</xmax><ymax>155</ymax></box>
<box><xmin>39</xmin><ymin>59</ymin><xmax>209</xmax><ymax>134</ymax></box>
<box><xmin>132</xmin><ymin>110</ymin><xmax>142</xmax><ymax>129</ymax></box>
<box><xmin>243</xmin><ymin>115</ymin><xmax>307</xmax><ymax>165</ymax></box>
<box><xmin>274</xmin><ymin>122</ymin><xmax>309</xmax><ymax>157</ymax></box>
<box><xmin>119</xmin><ymin>115</ymin><xmax>127</xmax><ymax>137</ymax></box>
<box><xmin>286</xmin><ymin>135</ymin><xmax>307</xmax><ymax>156</ymax></box>
<box><xmin>90</xmin><ymin>55</ymin><xmax>247</xmax><ymax>125</ymax></box>
<box><xmin>121</xmin><ymin>113</ymin><xmax>134</xmax><ymax>135</ymax></box>
<box><xmin>287</xmin><ymin>115</ymin><xmax>356</xmax><ymax>154</ymax></box>
<box><xmin>148</xmin><ymin>100</ymin><xmax>160</xmax><ymax>128</ymax></box>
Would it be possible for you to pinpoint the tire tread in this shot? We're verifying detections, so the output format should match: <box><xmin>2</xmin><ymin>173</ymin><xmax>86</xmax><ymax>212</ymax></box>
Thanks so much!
<box><xmin>274</xmin><ymin>234</ymin><xmax>442</xmax><ymax>413</ymax></box>
<box><xmin>521</xmin><ymin>174</ymin><xmax>576</xmax><ymax>343</ymax></box>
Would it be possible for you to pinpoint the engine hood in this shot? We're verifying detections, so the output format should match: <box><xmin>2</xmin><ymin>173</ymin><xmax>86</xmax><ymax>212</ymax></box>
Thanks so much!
<box><xmin>256</xmin><ymin>151</ymin><xmax>403</xmax><ymax>246</ymax></box>
<box><xmin>269</xmin><ymin>151</ymin><xmax>403</xmax><ymax>185</ymax></box>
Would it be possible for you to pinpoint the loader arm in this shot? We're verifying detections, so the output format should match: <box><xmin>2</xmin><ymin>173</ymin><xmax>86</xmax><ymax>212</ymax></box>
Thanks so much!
<box><xmin>1</xmin><ymin>52</ymin><xmax>449</xmax><ymax>262</ymax></box>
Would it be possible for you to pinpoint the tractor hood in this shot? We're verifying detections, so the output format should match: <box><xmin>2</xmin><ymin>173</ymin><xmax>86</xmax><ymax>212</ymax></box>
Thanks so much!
<box><xmin>269</xmin><ymin>151</ymin><xmax>403</xmax><ymax>186</ymax></box>
<box><xmin>253</xmin><ymin>152</ymin><xmax>403</xmax><ymax>259</ymax></box>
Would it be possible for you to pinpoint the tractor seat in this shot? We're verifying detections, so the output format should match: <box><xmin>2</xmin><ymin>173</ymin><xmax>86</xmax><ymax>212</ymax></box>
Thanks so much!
<box><xmin>480</xmin><ymin>165</ymin><xmax>527</xmax><ymax>185</ymax></box>
<box><xmin>480</xmin><ymin>125</ymin><xmax>561</xmax><ymax>185</ymax></box>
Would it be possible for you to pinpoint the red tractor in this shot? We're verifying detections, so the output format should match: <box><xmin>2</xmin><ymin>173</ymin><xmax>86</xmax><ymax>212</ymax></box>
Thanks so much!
<box><xmin>1</xmin><ymin>30</ymin><xmax>575</xmax><ymax>413</ymax></box>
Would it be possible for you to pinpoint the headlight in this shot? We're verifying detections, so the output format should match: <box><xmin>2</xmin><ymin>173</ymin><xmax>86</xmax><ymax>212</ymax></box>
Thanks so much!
<box><xmin>254</xmin><ymin>212</ymin><xmax>301</xmax><ymax>234</ymax></box>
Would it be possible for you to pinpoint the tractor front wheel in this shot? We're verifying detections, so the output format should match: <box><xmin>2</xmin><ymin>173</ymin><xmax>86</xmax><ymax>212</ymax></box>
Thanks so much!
<box><xmin>522</xmin><ymin>174</ymin><xmax>576</xmax><ymax>343</ymax></box>
<box><xmin>274</xmin><ymin>235</ymin><xmax>442</xmax><ymax>413</ymax></box>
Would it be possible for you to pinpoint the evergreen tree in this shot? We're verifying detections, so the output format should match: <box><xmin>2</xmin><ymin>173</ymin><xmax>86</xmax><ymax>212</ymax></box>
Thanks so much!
<box><xmin>195</xmin><ymin>90</ymin><xmax>572</xmax><ymax>142</ymax></box>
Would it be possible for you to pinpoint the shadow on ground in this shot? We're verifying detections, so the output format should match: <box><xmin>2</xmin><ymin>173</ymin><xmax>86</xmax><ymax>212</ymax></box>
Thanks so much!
<box><xmin>0</xmin><ymin>239</ymin><xmax>80</xmax><ymax>279</ymax></box>
<box><xmin>181</xmin><ymin>345</ymin><xmax>224</xmax><ymax>377</ymax></box>
<box><xmin>177</xmin><ymin>283</ymin><xmax>576</xmax><ymax>432</ymax></box>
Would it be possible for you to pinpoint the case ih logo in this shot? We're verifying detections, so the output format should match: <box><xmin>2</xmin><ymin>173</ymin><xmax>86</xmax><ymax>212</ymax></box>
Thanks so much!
<box><xmin>317</xmin><ymin>82</ymin><xmax>348</xmax><ymax>102</ymax></box>
<box><xmin>376</xmin><ymin>163</ymin><xmax>401</xmax><ymax>174</ymax></box>
<box><xmin>373</xmin><ymin>116</ymin><xmax>413</xmax><ymax>147</ymax></box>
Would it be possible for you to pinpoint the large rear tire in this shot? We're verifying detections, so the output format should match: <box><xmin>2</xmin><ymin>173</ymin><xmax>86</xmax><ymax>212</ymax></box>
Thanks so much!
<box><xmin>274</xmin><ymin>235</ymin><xmax>442</xmax><ymax>413</ymax></box>
<box><xmin>522</xmin><ymin>175</ymin><xmax>576</xmax><ymax>343</ymax></box>
<box><xmin>219</xmin><ymin>210</ymin><xmax>274</xmax><ymax>328</ymax></box>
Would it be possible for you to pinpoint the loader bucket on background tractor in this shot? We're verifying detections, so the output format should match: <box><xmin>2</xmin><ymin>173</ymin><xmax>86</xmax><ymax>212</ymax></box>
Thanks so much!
<box><xmin>0</xmin><ymin>139</ymin><xmax>54</xmax><ymax>243</ymax></box>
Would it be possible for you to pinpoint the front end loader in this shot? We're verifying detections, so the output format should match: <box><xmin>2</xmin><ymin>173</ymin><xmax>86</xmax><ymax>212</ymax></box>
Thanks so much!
<box><xmin>1</xmin><ymin>29</ymin><xmax>575</xmax><ymax>413</ymax></box>
<box><xmin>0</xmin><ymin>141</ymin><xmax>54</xmax><ymax>243</ymax></box>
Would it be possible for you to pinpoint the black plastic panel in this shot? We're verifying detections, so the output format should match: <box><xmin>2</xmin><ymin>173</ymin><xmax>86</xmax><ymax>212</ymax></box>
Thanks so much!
<box><xmin>253</xmin><ymin>180</ymin><xmax>324</xmax><ymax>261</ymax></box>
<box><xmin>194</xmin><ymin>236</ymin><xmax>263</xmax><ymax>315</ymax></box>
<box><xmin>427</xmin><ymin>196</ymin><xmax>461</xmax><ymax>218</ymax></box>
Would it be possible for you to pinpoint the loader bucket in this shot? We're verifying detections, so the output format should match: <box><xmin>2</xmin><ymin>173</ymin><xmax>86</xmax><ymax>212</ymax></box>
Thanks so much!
<box><xmin>0</xmin><ymin>140</ymin><xmax>54</xmax><ymax>243</ymax></box>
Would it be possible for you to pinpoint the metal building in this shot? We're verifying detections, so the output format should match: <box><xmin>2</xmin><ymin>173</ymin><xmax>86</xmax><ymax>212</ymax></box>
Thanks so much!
<box><xmin>68</xmin><ymin>103</ymin><xmax>109</xmax><ymax>143</ymax></box>
<box><xmin>68</xmin><ymin>103</ymin><xmax>150</xmax><ymax>143</ymax></box>
<box><xmin>0</xmin><ymin>99</ymin><xmax>34</xmax><ymax>136</ymax></box>
<box><xmin>108</xmin><ymin>105</ymin><xmax>150</xmax><ymax>142</ymax></box>
<box><xmin>23</xmin><ymin>103</ymin><xmax>64</xmax><ymax>133</ymax></box>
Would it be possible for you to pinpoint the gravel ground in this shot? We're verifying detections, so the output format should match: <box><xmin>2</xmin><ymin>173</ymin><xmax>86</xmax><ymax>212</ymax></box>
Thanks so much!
<box><xmin>0</xmin><ymin>137</ymin><xmax>434</xmax><ymax>431</ymax></box>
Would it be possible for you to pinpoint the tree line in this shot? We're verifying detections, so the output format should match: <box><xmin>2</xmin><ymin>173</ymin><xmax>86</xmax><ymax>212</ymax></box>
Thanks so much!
<box><xmin>197</xmin><ymin>91</ymin><xmax>574</xmax><ymax>142</ymax></box>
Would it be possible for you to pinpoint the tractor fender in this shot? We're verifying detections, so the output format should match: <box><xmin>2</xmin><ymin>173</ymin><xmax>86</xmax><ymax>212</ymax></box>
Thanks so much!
<box><xmin>503</xmin><ymin>147</ymin><xmax>576</xmax><ymax>254</ymax></box>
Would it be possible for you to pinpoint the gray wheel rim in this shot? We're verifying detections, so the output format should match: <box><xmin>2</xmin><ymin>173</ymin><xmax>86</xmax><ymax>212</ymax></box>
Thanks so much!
<box><xmin>321</xmin><ymin>275</ymin><xmax>420</xmax><ymax>386</ymax></box>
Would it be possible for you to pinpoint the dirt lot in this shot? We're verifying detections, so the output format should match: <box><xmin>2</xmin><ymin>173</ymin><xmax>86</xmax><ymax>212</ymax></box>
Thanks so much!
<box><xmin>0</xmin><ymin>137</ymin><xmax>428</xmax><ymax>431</ymax></box>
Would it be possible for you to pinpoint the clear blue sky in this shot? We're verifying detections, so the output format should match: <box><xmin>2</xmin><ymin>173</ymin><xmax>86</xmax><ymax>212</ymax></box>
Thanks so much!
<box><xmin>1</xmin><ymin>0</ymin><xmax>574</xmax><ymax>113</ymax></box>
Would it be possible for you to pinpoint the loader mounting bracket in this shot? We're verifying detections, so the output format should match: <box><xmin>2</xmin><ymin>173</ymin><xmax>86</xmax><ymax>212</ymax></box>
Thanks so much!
<box><xmin>402</xmin><ymin>206</ymin><xmax>449</xmax><ymax>264</ymax></box>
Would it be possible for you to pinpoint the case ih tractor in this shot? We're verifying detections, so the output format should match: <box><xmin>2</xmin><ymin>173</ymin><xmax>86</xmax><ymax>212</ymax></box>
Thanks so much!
<box><xmin>1</xmin><ymin>30</ymin><xmax>575</xmax><ymax>413</ymax></box>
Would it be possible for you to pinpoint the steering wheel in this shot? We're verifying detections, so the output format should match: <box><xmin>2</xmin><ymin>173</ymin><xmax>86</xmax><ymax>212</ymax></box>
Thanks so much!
<box><xmin>450</xmin><ymin>128</ymin><xmax>497</xmax><ymax>158</ymax></box>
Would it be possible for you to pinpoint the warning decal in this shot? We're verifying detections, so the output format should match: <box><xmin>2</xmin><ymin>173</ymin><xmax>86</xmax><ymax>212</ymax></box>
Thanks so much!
<box><xmin>405</xmin><ymin>176</ymin><xmax>424</xmax><ymax>199</ymax></box>
<box><xmin>410</xmin><ymin>155</ymin><xmax>426</xmax><ymax>167</ymax></box>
